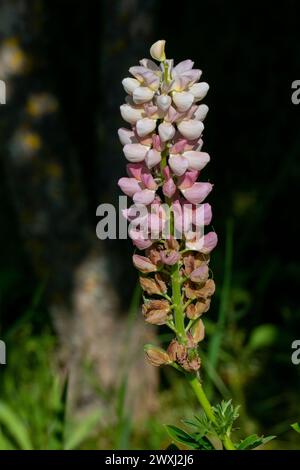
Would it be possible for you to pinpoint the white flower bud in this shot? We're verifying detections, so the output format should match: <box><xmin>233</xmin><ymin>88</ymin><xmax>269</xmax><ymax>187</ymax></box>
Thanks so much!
<box><xmin>189</xmin><ymin>82</ymin><xmax>209</xmax><ymax>101</ymax></box>
<box><xmin>145</xmin><ymin>149</ymin><xmax>161</xmax><ymax>168</ymax></box>
<box><xmin>120</xmin><ymin>104</ymin><xmax>144</xmax><ymax>125</ymax></box>
<box><xmin>123</xmin><ymin>143</ymin><xmax>148</xmax><ymax>162</ymax></box>
<box><xmin>172</xmin><ymin>91</ymin><xmax>194</xmax><ymax>112</ymax></box>
<box><xmin>156</xmin><ymin>94</ymin><xmax>171</xmax><ymax>112</ymax></box>
<box><xmin>118</xmin><ymin>128</ymin><xmax>136</xmax><ymax>145</ymax></box>
<box><xmin>177</xmin><ymin>119</ymin><xmax>204</xmax><ymax>140</ymax></box>
<box><xmin>158</xmin><ymin>122</ymin><xmax>175</xmax><ymax>142</ymax></box>
<box><xmin>122</xmin><ymin>77</ymin><xmax>140</xmax><ymax>94</ymax></box>
<box><xmin>194</xmin><ymin>104</ymin><xmax>209</xmax><ymax>121</ymax></box>
<box><xmin>183</xmin><ymin>151</ymin><xmax>210</xmax><ymax>171</ymax></box>
<box><xmin>136</xmin><ymin>118</ymin><xmax>156</xmax><ymax>138</ymax></box>
<box><xmin>133</xmin><ymin>86</ymin><xmax>154</xmax><ymax>104</ymax></box>
<box><xmin>150</xmin><ymin>40</ymin><xmax>166</xmax><ymax>62</ymax></box>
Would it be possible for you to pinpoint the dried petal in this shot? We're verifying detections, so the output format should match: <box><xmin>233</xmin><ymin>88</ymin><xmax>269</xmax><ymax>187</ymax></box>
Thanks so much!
<box><xmin>132</xmin><ymin>254</ymin><xmax>157</xmax><ymax>273</ymax></box>
<box><xmin>144</xmin><ymin>344</ymin><xmax>171</xmax><ymax>366</ymax></box>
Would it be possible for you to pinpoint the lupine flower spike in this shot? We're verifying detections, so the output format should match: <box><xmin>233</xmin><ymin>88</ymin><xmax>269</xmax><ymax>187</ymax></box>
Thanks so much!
<box><xmin>118</xmin><ymin>39</ymin><xmax>217</xmax><ymax>372</ymax></box>
<box><xmin>117</xmin><ymin>40</ymin><xmax>276</xmax><ymax>452</ymax></box>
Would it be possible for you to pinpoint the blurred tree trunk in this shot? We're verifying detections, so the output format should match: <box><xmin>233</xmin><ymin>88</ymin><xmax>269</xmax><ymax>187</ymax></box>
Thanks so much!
<box><xmin>0</xmin><ymin>0</ymin><xmax>158</xmax><ymax>419</ymax></box>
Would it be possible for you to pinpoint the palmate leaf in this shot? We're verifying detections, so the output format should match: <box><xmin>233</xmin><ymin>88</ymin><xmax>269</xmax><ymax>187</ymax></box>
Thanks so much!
<box><xmin>165</xmin><ymin>425</ymin><xmax>214</xmax><ymax>450</ymax></box>
<box><xmin>291</xmin><ymin>422</ymin><xmax>300</xmax><ymax>434</ymax></box>
<box><xmin>237</xmin><ymin>434</ymin><xmax>276</xmax><ymax>450</ymax></box>
<box><xmin>184</xmin><ymin>400</ymin><xmax>240</xmax><ymax>440</ymax></box>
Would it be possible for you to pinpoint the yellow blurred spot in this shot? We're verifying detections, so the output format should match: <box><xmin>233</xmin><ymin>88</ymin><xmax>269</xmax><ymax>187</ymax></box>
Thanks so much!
<box><xmin>0</xmin><ymin>37</ymin><xmax>27</xmax><ymax>76</ymax></box>
<box><xmin>26</xmin><ymin>93</ymin><xmax>58</xmax><ymax>117</ymax></box>
<box><xmin>22</xmin><ymin>132</ymin><xmax>41</xmax><ymax>151</ymax></box>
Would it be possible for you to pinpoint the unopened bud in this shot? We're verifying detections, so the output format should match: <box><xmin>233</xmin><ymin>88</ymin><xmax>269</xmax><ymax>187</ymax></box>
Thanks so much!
<box><xmin>150</xmin><ymin>40</ymin><xmax>166</xmax><ymax>62</ymax></box>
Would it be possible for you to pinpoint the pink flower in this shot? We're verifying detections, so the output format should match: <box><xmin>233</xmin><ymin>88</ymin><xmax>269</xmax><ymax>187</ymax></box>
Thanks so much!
<box><xmin>160</xmin><ymin>250</ymin><xmax>181</xmax><ymax>265</ymax></box>
<box><xmin>181</xmin><ymin>182</ymin><xmax>213</xmax><ymax>204</ymax></box>
<box><xmin>118</xmin><ymin>166</ymin><xmax>158</xmax><ymax>205</ymax></box>
<box><xmin>118</xmin><ymin>177</ymin><xmax>141</xmax><ymax>197</ymax></box>
<box><xmin>186</xmin><ymin>231</ymin><xmax>218</xmax><ymax>253</ymax></box>
<box><xmin>119</xmin><ymin>39</ymin><xmax>216</xmax><ymax>259</ymax></box>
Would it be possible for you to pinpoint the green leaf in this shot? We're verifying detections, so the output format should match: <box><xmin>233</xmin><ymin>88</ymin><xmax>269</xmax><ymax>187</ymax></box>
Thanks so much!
<box><xmin>0</xmin><ymin>402</ymin><xmax>33</xmax><ymax>450</ymax></box>
<box><xmin>64</xmin><ymin>410</ymin><xmax>101</xmax><ymax>450</ymax></box>
<box><xmin>0</xmin><ymin>431</ymin><xmax>16</xmax><ymax>450</ymax></box>
<box><xmin>165</xmin><ymin>425</ymin><xmax>213</xmax><ymax>450</ymax></box>
<box><xmin>165</xmin><ymin>425</ymin><xmax>199</xmax><ymax>449</ymax></box>
<box><xmin>237</xmin><ymin>434</ymin><xmax>275</xmax><ymax>450</ymax></box>
<box><xmin>51</xmin><ymin>376</ymin><xmax>69</xmax><ymax>448</ymax></box>
<box><xmin>291</xmin><ymin>422</ymin><xmax>300</xmax><ymax>434</ymax></box>
<box><xmin>248</xmin><ymin>324</ymin><xmax>278</xmax><ymax>350</ymax></box>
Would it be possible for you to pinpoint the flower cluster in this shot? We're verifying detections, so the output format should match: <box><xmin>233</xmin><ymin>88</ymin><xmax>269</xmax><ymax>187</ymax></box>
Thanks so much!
<box><xmin>118</xmin><ymin>40</ymin><xmax>217</xmax><ymax>373</ymax></box>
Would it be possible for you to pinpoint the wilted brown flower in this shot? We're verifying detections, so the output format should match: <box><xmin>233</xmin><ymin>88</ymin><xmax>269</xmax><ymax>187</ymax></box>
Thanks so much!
<box><xmin>145</xmin><ymin>244</ymin><xmax>163</xmax><ymax>266</ymax></box>
<box><xmin>182</xmin><ymin>354</ymin><xmax>201</xmax><ymax>372</ymax></box>
<box><xmin>182</xmin><ymin>252</ymin><xmax>210</xmax><ymax>276</ymax></box>
<box><xmin>190</xmin><ymin>319</ymin><xmax>205</xmax><ymax>344</ymax></box>
<box><xmin>184</xmin><ymin>279</ymin><xmax>215</xmax><ymax>300</ymax></box>
<box><xmin>142</xmin><ymin>299</ymin><xmax>171</xmax><ymax>325</ymax></box>
<box><xmin>186</xmin><ymin>299</ymin><xmax>211</xmax><ymax>319</ymax></box>
<box><xmin>167</xmin><ymin>339</ymin><xmax>201</xmax><ymax>372</ymax></box>
<box><xmin>167</xmin><ymin>339</ymin><xmax>187</xmax><ymax>363</ymax></box>
<box><xmin>144</xmin><ymin>344</ymin><xmax>171</xmax><ymax>366</ymax></box>
<box><xmin>139</xmin><ymin>273</ymin><xmax>168</xmax><ymax>295</ymax></box>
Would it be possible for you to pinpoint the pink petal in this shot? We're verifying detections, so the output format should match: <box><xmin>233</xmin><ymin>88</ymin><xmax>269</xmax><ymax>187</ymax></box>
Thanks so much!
<box><xmin>194</xmin><ymin>104</ymin><xmax>209</xmax><ymax>121</ymax></box>
<box><xmin>133</xmin><ymin>189</ymin><xmax>156</xmax><ymax>205</ymax></box>
<box><xmin>158</xmin><ymin>122</ymin><xmax>175</xmax><ymax>142</ymax></box>
<box><xmin>181</xmin><ymin>182</ymin><xmax>213</xmax><ymax>204</ymax></box>
<box><xmin>126</xmin><ymin>163</ymin><xmax>144</xmax><ymax>180</ymax></box>
<box><xmin>183</xmin><ymin>151</ymin><xmax>210</xmax><ymax>171</ymax></box>
<box><xmin>145</xmin><ymin>149</ymin><xmax>161</xmax><ymax>169</ymax></box>
<box><xmin>139</xmin><ymin>58</ymin><xmax>160</xmax><ymax>72</ymax></box>
<box><xmin>163</xmin><ymin>177</ymin><xmax>177</xmax><ymax>198</ymax></box>
<box><xmin>141</xmin><ymin>172</ymin><xmax>157</xmax><ymax>190</ymax></box>
<box><xmin>177</xmin><ymin>120</ymin><xmax>204</xmax><ymax>140</ymax></box>
<box><xmin>165</xmin><ymin>105</ymin><xmax>179</xmax><ymax>123</ymax></box>
<box><xmin>185</xmin><ymin>231</ymin><xmax>218</xmax><ymax>253</ymax></box>
<box><xmin>178</xmin><ymin>170</ymin><xmax>199</xmax><ymax>189</ymax></box>
<box><xmin>136</xmin><ymin>117</ymin><xmax>156</xmax><ymax>138</ymax></box>
<box><xmin>193</xmin><ymin>203</ymin><xmax>212</xmax><ymax>226</ymax></box>
<box><xmin>132</xmin><ymin>254</ymin><xmax>157</xmax><ymax>272</ymax></box>
<box><xmin>118</xmin><ymin>177</ymin><xmax>141</xmax><ymax>197</ymax></box>
<box><xmin>181</xmin><ymin>69</ymin><xmax>202</xmax><ymax>84</ymax></box>
<box><xmin>152</xmin><ymin>134</ymin><xmax>164</xmax><ymax>151</ymax></box>
<box><xmin>170</xmin><ymin>139</ymin><xmax>187</xmax><ymax>154</ymax></box>
<box><xmin>130</xmin><ymin>230</ymin><xmax>153</xmax><ymax>250</ymax></box>
<box><xmin>118</xmin><ymin>128</ymin><xmax>136</xmax><ymax>145</ymax></box>
<box><xmin>173</xmin><ymin>59</ymin><xmax>194</xmax><ymax>74</ymax></box>
<box><xmin>123</xmin><ymin>143</ymin><xmax>148</xmax><ymax>162</ymax></box>
<box><xmin>201</xmin><ymin>232</ymin><xmax>218</xmax><ymax>254</ymax></box>
<box><xmin>160</xmin><ymin>250</ymin><xmax>181</xmax><ymax>265</ymax></box>
<box><xmin>169</xmin><ymin>155</ymin><xmax>189</xmax><ymax>176</ymax></box>
<box><xmin>190</xmin><ymin>265</ymin><xmax>209</xmax><ymax>283</ymax></box>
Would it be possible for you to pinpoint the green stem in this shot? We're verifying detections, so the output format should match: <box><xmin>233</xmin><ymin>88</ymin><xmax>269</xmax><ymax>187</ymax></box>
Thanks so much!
<box><xmin>223</xmin><ymin>435</ymin><xmax>236</xmax><ymax>451</ymax></box>
<box><xmin>187</xmin><ymin>374</ymin><xmax>236</xmax><ymax>451</ymax></box>
<box><xmin>171</xmin><ymin>263</ymin><xmax>186</xmax><ymax>343</ymax></box>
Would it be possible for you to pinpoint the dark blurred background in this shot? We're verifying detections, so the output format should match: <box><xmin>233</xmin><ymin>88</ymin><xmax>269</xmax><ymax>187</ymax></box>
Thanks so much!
<box><xmin>0</xmin><ymin>0</ymin><xmax>299</xmax><ymax>450</ymax></box>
